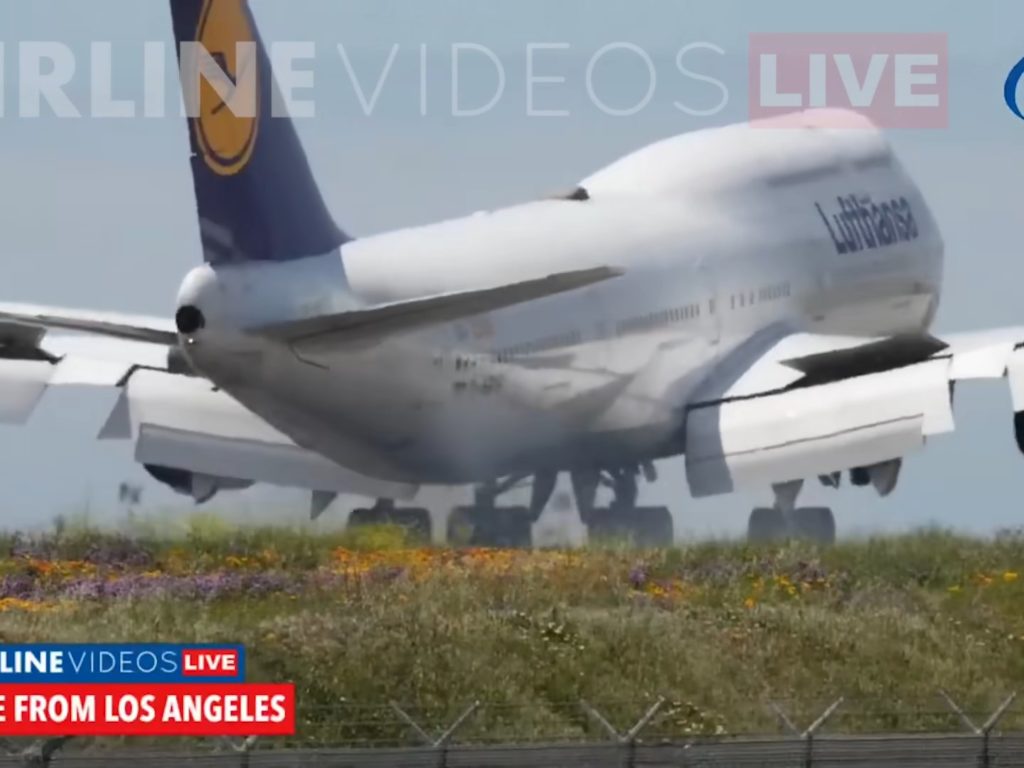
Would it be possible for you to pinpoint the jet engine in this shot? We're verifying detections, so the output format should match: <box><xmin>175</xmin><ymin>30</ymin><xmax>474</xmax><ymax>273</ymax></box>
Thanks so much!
<box><xmin>849</xmin><ymin>459</ymin><xmax>903</xmax><ymax>497</ymax></box>
<box><xmin>143</xmin><ymin>465</ymin><xmax>254</xmax><ymax>505</ymax></box>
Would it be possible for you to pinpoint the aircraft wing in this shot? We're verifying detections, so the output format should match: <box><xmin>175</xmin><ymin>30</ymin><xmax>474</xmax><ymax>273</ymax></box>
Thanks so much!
<box><xmin>0</xmin><ymin>329</ymin><xmax>417</xmax><ymax>501</ymax></box>
<box><xmin>684</xmin><ymin>325</ymin><xmax>1024</xmax><ymax>497</ymax></box>
<box><xmin>258</xmin><ymin>266</ymin><xmax>623</xmax><ymax>348</ymax></box>
<box><xmin>102</xmin><ymin>370</ymin><xmax>418</xmax><ymax>500</ymax></box>
<box><xmin>0</xmin><ymin>330</ymin><xmax>176</xmax><ymax>424</ymax></box>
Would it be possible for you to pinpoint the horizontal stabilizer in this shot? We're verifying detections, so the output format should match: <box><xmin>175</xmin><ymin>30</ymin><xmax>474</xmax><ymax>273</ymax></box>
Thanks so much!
<box><xmin>0</xmin><ymin>303</ymin><xmax>176</xmax><ymax>345</ymax></box>
<box><xmin>258</xmin><ymin>266</ymin><xmax>623</xmax><ymax>347</ymax></box>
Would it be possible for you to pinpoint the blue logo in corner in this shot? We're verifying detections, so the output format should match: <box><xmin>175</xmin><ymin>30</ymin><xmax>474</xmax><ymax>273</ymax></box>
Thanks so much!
<box><xmin>1005</xmin><ymin>57</ymin><xmax>1024</xmax><ymax>120</ymax></box>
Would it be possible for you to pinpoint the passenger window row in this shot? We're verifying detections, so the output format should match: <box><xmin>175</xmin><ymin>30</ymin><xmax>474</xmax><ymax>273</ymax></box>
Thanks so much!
<box><xmin>495</xmin><ymin>329</ymin><xmax>583</xmax><ymax>364</ymax></box>
<box><xmin>730</xmin><ymin>282</ymin><xmax>791</xmax><ymax>309</ymax></box>
<box><xmin>616</xmin><ymin>302</ymin><xmax>702</xmax><ymax>337</ymax></box>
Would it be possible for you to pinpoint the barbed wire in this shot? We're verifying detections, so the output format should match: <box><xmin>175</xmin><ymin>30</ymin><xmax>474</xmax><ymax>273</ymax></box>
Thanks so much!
<box><xmin>0</xmin><ymin>689</ymin><xmax>1018</xmax><ymax>765</ymax></box>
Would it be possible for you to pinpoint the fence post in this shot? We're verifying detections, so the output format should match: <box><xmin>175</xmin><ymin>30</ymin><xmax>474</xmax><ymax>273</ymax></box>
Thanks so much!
<box><xmin>219</xmin><ymin>735</ymin><xmax>259</xmax><ymax>768</ymax></box>
<box><xmin>391</xmin><ymin>700</ymin><xmax>481</xmax><ymax>768</ymax></box>
<box><xmin>979</xmin><ymin>693</ymin><xmax>1017</xmax><ymax>768</ymax></box>
<box><xmin>803</xmin><ymin>698</ymin><xmax>843</xmax><ymax>768</ymax></box>
<box><xmin>581</xmin><ymin>697</ymin><xmax>665</xmax><ymax>768</ymax></box>
<box><xmin>770</xmin><ymin>698</ymin><xmax>843</xmax><ymax>768</ymax></box>
<box><xmin>18</xmin><ymin>736</ymin><xmax>75</xmax><ymax>767</ymax></box>
<box><xmin>940</xmin><ymin>690</ymin><xmax>1017</xmax><ymax>768</ymax></box>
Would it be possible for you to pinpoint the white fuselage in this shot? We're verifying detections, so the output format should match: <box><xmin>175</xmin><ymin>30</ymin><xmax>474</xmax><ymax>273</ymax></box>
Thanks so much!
<box><xmin>178</xmin><ymin>111</ymin><xmax>944</xmax><ymax>486</ymax></box>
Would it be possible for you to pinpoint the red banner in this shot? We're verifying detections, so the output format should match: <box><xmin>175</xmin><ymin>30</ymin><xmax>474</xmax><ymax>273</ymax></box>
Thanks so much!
<box><xmin>0</xmin><ymin>684</ymin><xmax>295</xmax><ymax>736</ymax></box>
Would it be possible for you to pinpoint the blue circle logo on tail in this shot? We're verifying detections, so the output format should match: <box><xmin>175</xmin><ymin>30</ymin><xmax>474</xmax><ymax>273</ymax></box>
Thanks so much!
<box><xmin>194</xmin><ymin>0</ymin><xmax>260</xmax><ymax>176</ymax></box>
<box><xmin>1005</xmin><ymin>57</ymin><xmax>1024</xmax><ymax>121</ymax></box>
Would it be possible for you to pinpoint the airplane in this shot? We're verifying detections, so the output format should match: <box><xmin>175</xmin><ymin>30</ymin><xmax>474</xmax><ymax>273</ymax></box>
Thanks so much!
<box><xmin>2</xmin><ymin>0</ymin><xmax>1023</xmax><ymax>547</ymax></box>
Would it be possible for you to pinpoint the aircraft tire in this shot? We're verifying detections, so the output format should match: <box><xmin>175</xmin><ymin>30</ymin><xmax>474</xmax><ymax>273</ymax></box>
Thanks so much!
<box><xmin>747</xmin><ymin>507</ymin><xmax>786</xmax><ymax>543</ymax></box>
<box><xmin>348</xmin><ymin>507</ymin><xmax>381</xmax><ymax>528</ymax></box>
<box><xmin>447</xmin><ymin>506</ymin><xmax>533</xmax><ymax>549</ymax></box>
<box><xmin>389</xmin><ymin>507</ymin><xmax>433</xmax><ymax>543</ymax></box>
<box><xmin>349</xmin><ymin>506</ymin><xmax>433</xmax><ymax>543</ymax></box>
<box><xmin>631</xmin><ymin>506</ymin><xmax>674</xmax><ymax>548</ymax></box>
<box><xmin>790</xmin><ymin>507</ymin><xmax>836</xmax><ymax>545</ymax></box>
<box><xmin>587</xmin><ymin>505</ymin><xmax>674</xmax><ymax>548</ymax></box>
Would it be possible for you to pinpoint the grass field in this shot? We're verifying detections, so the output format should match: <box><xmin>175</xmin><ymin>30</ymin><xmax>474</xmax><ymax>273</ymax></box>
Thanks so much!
<box><xmin>1</xmin><ymin>516</ymin><xmax>1023</xmax><ymax>746</ymax></box>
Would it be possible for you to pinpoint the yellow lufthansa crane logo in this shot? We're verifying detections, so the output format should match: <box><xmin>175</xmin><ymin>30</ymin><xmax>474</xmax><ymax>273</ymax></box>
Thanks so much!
<box><xmin>193</xmin><ymin>0</ymin><xmax>260</xmax><ymax>176</ymax></box>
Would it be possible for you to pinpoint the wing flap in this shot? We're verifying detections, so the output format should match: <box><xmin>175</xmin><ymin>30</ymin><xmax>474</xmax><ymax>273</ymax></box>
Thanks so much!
<box><xmin>684</xmin><ymin>326</ymin><xmax>1024</xmax><ymax>498</ymax></box>
<box><xmin>685</xmin><ymin>325</ymin><xmax>1024</xmax><ymax>497</ymax></box>
<box><xmin>686</xmin><ymin>358</ymin><xmax>953</xmax><ymax>497</ymax></box>
<box><xmin>258</xmin><ymin>266</ymin><xmax>623</xmax><ymax>347</ymax></box>
<box><xmin>0</xmin><ymin>361</ymin><xmax>52</xmax><ymax>425</ymax></box>
<box><xmin>0</xmin><ymin>335</ymin><xmax>175</xmax><ymax>423</ymax></box>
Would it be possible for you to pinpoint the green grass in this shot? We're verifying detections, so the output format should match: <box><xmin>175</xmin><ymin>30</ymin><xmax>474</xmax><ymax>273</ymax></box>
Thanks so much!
<box><xmin>1</xmin><ymin>519</ymin><xmax>1023</xmax><ymax>746</ymax></box>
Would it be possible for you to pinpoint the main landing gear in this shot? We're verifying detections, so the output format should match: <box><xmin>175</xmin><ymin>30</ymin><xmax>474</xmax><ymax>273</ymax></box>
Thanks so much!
<box><xmin>446</xmin><ymin>465</ymin><xmax>674</xmax><ymax>549</ymax></box>
<box><xmin>746</xmin><ymin>458</ymin><xmax>904</xmax><ymax>545</ymax></box>
<box><xmin>747</xmin><ymin>480</ymin><xmax>836</xmax><ymax>545</ymax></box>
<box><xmin>341</xmin><ymin>463</ymin><xmax>676</xmax><ymax>549</ymax></box>
<box><xmin>446</xmin><ymin>473</ymin><xmax>553</xmax><ymax>548</ymax></box>
<box><xmin>572</xmin><ymin>466</ymin><xmax>674</xmax><ymax>548</ymax></box>
<box><xmin>348</xmin><ymin>498</ymin><xmax>433</xmax><ymax>542</ymax></box>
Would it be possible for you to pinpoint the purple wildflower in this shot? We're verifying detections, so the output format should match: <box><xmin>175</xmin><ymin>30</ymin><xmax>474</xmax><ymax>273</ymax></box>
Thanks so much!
<box><xmin>0</xmin><ymin>574</ymin><xmax>40</xmax><ymax>600</ymax></box>
<box><xmin>629</xmin><ymin>564</ymin><xmax>649</xmax><ymax>590</ymax></box>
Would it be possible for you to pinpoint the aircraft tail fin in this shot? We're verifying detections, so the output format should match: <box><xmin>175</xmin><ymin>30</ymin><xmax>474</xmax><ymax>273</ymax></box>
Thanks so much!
<box><xmin>170</xmin><ymin>0</ymin><xmax>351</xmax><ymax>265</ymax></box>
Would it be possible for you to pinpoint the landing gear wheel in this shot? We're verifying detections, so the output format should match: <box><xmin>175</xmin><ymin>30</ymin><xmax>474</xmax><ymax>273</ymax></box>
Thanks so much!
<box><xmin>349</xmin><ymin>507</ymin><xmax>380</xmax><ymax>528</ymax></box>
<box><xmin>788</xmin><ymin>507</ymin><xmax>836</xmax><ymax>545</ymax></box>
<box><xmin>586</xmin><ymin>505</ymin><xmax>674</xmax><ymax>548</ymax></box>
<box><xmin>633</xmin><ymin>506</ymin><xmax>674</xmax><ymax>547</ymax></box>
<box><xmin>748</xmin><ymin>507</ymin><xmax>786</xmax><ymax>543</ymax></box>
<box><xmin>387</xmin><ymin>508</ymin><xmax>433</xmax><ymax>543</ymax></box>
<box><xmin>446</xmin><ymin>507</ymin><xmax>475</xmax><ymax>546</ymax></box>
<box><xmin>348</xmin><ymin>505</ymin><xmax>432</xmax><ymax>543</ymax></box>
<box><xmin>446</xmin><ymin>506</ymin><xmax>534</xmax><ymax>548</ymax></box>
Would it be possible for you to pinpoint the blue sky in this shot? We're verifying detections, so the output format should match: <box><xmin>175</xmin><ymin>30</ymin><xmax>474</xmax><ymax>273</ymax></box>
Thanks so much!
<box><xmin>0</xmin><ymin>0</ymin><xmax>1023</xmax><ymax>537</ymax></box>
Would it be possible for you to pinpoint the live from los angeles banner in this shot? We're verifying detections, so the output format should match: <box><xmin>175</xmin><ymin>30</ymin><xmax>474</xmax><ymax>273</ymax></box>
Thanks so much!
<box><xmin>0</xmin><ymin>644</ymin><xmax>294</xmax><ymax>736</ymax></box>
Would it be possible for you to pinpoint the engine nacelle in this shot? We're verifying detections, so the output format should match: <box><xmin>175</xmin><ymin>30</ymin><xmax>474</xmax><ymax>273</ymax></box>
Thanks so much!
<box><xmin>143</xmin><ymin>465</ymin><xmax>254</xmax><ymax>505</ymax></box>
<box><xmin>849</xmin><ymin>459</ymin><xmax>903</xmax><ymax>497</ymax></box>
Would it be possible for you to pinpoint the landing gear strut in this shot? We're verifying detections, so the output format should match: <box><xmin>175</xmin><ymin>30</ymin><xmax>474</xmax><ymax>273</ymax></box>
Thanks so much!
<box><xmin>572</xmin><ymin>466</ymin><xmax>674</xmax><ymax>548</ymax></box>
<box><xmin>747</xmin><ymin>480</ymin><xmax>836</xmax><ymax>545</ymax></box>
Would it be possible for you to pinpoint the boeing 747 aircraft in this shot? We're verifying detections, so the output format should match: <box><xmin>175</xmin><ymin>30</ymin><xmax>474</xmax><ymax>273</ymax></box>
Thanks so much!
<box><xmin>2</xmin><ymin>1</ymin><xmax>1022</xmax><ymax>546</ymax></box>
